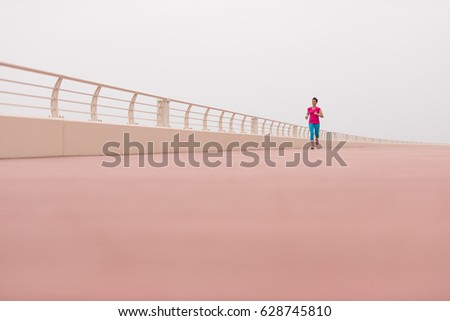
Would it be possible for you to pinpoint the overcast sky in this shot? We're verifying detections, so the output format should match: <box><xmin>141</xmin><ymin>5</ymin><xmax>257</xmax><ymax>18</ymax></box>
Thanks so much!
<box><xmin>1</xmin><ymin>0</ymin><xmax>449</xmax><ymax>143</ymax></box>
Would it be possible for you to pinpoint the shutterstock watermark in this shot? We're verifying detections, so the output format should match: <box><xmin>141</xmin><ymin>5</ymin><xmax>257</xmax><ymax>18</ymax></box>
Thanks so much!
<box><xmin>101</xmin><ymin>133</ymin><xmax>347</xmax><ymax>168</ymax></box>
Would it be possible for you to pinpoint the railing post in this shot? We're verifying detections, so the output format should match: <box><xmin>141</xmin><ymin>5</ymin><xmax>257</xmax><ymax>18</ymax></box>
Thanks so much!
<box><xmin>128</xmin><ymin>93</ymin><xmax>137</xmax><ymax>125</ymax></box>
<box><xmin>50</xmin><ymin>77</ymin><xmax>63</xmax><ymax>118</ymax></box>
<box><xmin>90</xmin><ymin>85</ymin><xmax>102</xmax><ymax>121</ymax></box>
<box><xmin>251</xmin><ymin>117</ymin><xmax>258</xmax><ymax>135</ymax></box>
<box><xmin>293</xmin><ymin>125</ymin><xmax>298</xmax><ymax>138</ymax></box>
<box><xmin>157</xmin><ymin>98</ymin><xmax>170</xmax><ymax>127</ymax></box>
<box><xmin>229</xmin><ymin>113</ymin><xmax>235</xmax><ymax>133</ymax></box>
<box><xmin>184</xmin><ymin>105</ymin><xmax>192</xmax><ymax>129</ymax></box>
<box><xmin>262</xmin><ymin>119</ymin><xmax>267</xmax><ymax>134</ymax></box>
<box><xmin>241</xmin><ymin>115</ymin><xmax>247</xmax><ymax>133</ymax></box>
<box><xmin>276</xmin><ymin>122</ymin><xmax>281</xmax><ymax>136</ymax></box>
<box><xmin>269</xmin><ymin>121</ymin><xmax>275</xmax><ymax>136</ymax></box>
<box><xmin>282</xmin><ymin>123</ymin><xmax>287</xmax><ymax>137</ymax></box>
<box><xmin>202</xmin><ymin>108</ymin><xmax>210</xmax><ymax>131</ymax></box>
<box><xmin>219</xmin><ymin>111</ymin><xmax>225</xmax><ymax>132</ymax></box>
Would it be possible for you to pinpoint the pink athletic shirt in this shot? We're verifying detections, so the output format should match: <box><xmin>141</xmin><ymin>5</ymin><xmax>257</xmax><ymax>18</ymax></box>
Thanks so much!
<box><xmin>307</xmin><ymin>107</ymin><xmax>321</xmax><ymax>124</ymax></box>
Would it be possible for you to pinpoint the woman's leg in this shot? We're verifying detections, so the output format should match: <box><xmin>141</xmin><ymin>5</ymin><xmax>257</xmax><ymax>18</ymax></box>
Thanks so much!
<box><xmin>315</xmin><ymin>124</ymin><xmax>320</xmax><ymax>145</ymax></box>
<box><xmin>308</xmin><ymin>123</ymin><xmax>315</xmax><ymax>148</ymax></box>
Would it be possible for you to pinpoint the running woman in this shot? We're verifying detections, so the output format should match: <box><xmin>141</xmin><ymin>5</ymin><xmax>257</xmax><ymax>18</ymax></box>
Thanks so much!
<box><xmin>305</xmin><ymin>97</ymin><xmax>324</xmax><ymax>149</ymax></box>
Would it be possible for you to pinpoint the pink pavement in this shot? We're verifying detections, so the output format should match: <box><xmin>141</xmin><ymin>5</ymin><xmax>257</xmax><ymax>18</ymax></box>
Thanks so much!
<box><xmin>0</xmin><ymin>144</ymin><xmax>450</xmax><ymax>300</ymax></box>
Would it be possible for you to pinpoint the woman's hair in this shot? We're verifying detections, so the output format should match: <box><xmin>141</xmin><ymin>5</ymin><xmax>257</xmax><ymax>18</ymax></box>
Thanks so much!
<box><xmin>312</xmin><ymin>97</ymin><xmax>318</xmax><ymax>103</ymax></box>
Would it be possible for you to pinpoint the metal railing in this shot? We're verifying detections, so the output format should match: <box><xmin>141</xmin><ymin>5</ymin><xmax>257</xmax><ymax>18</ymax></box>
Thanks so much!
<box><xmin>0</xmin><ymin>62</ymin><xmax>425</xmax><ymax>144</ymax></box>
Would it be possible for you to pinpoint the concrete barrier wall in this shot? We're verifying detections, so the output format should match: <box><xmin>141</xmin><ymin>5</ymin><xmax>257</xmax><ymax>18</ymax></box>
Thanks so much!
<box><xmin>3</xmin><ymin>115</ymin><xmax>341</xmax><ymax>159</ymax></box>
<box><xmin>1</xmin><ymin>115</ymin><xmax>65</xmax><ymax>158</ymax></box>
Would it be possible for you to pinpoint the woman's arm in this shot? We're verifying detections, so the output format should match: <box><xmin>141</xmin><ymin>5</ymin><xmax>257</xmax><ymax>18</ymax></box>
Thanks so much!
<box><xmin>305</xmin><ymin>109</ymin><xmax>309</xmax><ymax>120</ymax></box>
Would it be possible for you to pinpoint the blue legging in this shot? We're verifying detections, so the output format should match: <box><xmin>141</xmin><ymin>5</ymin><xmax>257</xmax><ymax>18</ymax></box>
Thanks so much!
<box><xmin>309</xmin><ymin>123</ymin><xmax>320</xmax><ymax>141</ymax></box>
